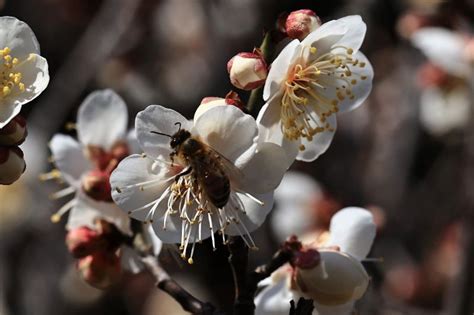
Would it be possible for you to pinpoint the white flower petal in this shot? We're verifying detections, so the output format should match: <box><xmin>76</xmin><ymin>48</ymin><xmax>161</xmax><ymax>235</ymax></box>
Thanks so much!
<box><xmin>327</xmin><ymin>207</ymin><xmax>376</xmax><ymax>260</ymax></box>
<box><xmin>77</xmin><ymin>89</ymin><xmax>128</xmax><ymax>150</ymax></box>
<box><xmin>256</xmin><ymin>100</ymin><xmax>299</xmax><ymax>167</ymax></box>
<box><xmin>66</xmin><ymin>191</ymin><xmax>132</xmax><ymax>236</ymax></box>
<box><xmin>193</xmin><ymin>105</ymin><xmax>257</xmax><ymax>164</ymax></box>
<box><xmin>237</xmin><ymin>142</ymin><xmax>287</xmax><ymax>194</ymax></box>
<box><xmin>135</xmin><ymin>105</ymin><xmax>192</xmax><ymax>158</ymax></box>
<box><xmin>301</xmin><ymin>18</ymin><xmax>347</xmax><ymax>51</ymax></box>
<box><xmin>126</xmin><ymin>128</ymin><xmax>142</xmax><ymax>154</ymax></box>
<box><xmin>419</xmin><ymin>86</ymin><xmax>470</xmax><ymax>135</ymax></box>
<box><xmin>225</xmin><ymin>192</ymin><xmax>274</xmax><ymax>236</ymax></box>
<box><xmin>49</xmin><ymin>134</ymin><xmax>91</xmax><ymax>186</ymax></box>
<box><xmin>0</xmin><ymin>17</ymin><xmax>40</xmax><ymax>57</ymax></box>
<box><xmin>255</xmin><ymin>277</ymin><xmax>293</xmax><ymax>315</ymax></box>
<box><xmin>333</xmin><ymin>15</ymin><xmax>366</xmax><ymax>53</ymax></box>
<box><xmin>411</xmin><ymin>28</ymin><xmax>469</xmax><ymax>77</ymax></box>
<box><xmin>296</xmin><ymin>114</ymin><xmax>336</xmax><ymax>162</ymax></box>
<box><xmin>264</xmin><ymin>39</ymin><xmax>301</xmax><ymax>101</ymax></box>
<box><xmin>296</xmin><ymin>250</ymin><xmax>369</xmax><ymax>306</ymax></box>
<box><xmin>194</xmin><ymin>98</ymin><xmax>227</xmax><ymax>121</ymax></box>
<box><xmin>110</xmin><ymin>154</ymin><xmax>172</xmax><ymax>221</ymax></box>
<box><xmin>0</xmin><ymin>98</ymin><xmax>21</xmax><ymax>129</ymax></box>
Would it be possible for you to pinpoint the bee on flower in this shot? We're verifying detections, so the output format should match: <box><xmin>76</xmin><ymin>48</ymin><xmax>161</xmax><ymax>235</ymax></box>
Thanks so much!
<box><xmin>255</xmin><ymin>207</ymin><xmax>376</xmax><ymax>315</ymax></box>
<box><xmin>0</xmin><ymin>17</ymin><xmax>49</xmax><ymax>129</ymax></box>
<box><xmin>110</xmin><ymin>103</ymin><xmax>288</xmax><ymax>263</ymax></box>
<box><xmin>258</xmin><ymin>13</ymin><xmax>373</xmax><ymax>163</ymax></box>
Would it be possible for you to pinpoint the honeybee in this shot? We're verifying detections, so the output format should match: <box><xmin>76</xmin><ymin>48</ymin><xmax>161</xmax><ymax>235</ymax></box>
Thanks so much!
<box><xmin>151</xmin><ymin>122</ymin><xmax>238</xmax><ymax>209</ymax></box>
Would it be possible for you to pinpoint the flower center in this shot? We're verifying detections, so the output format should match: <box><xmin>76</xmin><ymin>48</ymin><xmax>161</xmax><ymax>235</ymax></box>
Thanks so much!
<box><xmin>0</xmin><ymin>47</ymin><xmax>26</xmax><ymax>99</ymax></box>
<box><xmin>281</xmin><ymin>46</ymin><xmax>367</xmax><ymax>149</ymax></box>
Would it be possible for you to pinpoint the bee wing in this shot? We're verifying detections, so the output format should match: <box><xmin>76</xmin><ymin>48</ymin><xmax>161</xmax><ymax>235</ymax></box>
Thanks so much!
<box><xmin>199</xmin><ymin>142</ymin><xmax>245</xmax><ymax>182</ymax></box>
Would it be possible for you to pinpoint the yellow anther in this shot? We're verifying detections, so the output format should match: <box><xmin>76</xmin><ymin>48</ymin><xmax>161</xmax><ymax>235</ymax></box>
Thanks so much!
<box><xmin>187</xmin><ymin>258</ymin><xmax>194</xmax><ymax>264</ymax></box>
<box><xmin>347</xmin><ymin>48</ymin><xmax>353</xmax><ymax>55</ymax></box>
<box><xmin>2</xmin><ymin>86</ymin><xmax>11</xmax><ymax>96</ymax></box>
<box><xmin>3</xmin><ymin>55</ymin><xmax>11</xmax><ymax>62</ymax></box>
<box><xmin>351</xmin><ymin>79</ymin><xmax>357</xmax><ymax>85</ymax></box>
<box><xmin>361</xmin><ymin>75</ymin><xmax>367</xmax><ymax>80</ymax></box>
<box><xmin>359</xmin><ymin>62</ymin><xmax>366</xmax><ymax>67</ymax></box>
<box><xmin>310</xmin><ymin>47</ymin><xmax>317</xmax><ymax>54</ymax></box>
<box><xmin>50</xmin><ymin>214</ymin><xmax>61</xmax><ymax>223</ymax></box>
<box><xmin>299</xmin><ymin>144</ymin><xmax>306</xmax><ymax>151</ymax></box>
<box><xmin>12</xmin><ymin>58</ymin><xmax>18</xmax><ymax>65</ymax></box>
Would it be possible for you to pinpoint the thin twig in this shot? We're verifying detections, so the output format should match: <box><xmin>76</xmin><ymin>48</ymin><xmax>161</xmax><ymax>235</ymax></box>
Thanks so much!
<box><xmin>141</xmin><ymin>256</ymin><xmax>218</xmax><ymax>315</ymax></box>
<box><xmin>232</xmin><ymin>236</ymin><xmax>301</xmax><ymax>315</ymax></box>
<box><xmin>289</xmin><ymin>298</ymin><xmax>315</xmax><ymax>315</ymax></box>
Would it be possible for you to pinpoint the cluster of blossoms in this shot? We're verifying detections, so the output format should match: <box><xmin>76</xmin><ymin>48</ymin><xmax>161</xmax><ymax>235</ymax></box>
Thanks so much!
<box><xmin>0</xmin><ymin>17</ymin><xmax>49</xmax><ymax>185</ymax></box>
<box><xmin>411</xmin><ymin>26</ymin><xmax>474</xmax><ymax>136</ymax></box>
<box><xmin>44</xmin><ymin>8</ymin><xmax>376</xmax><ymax>314</ymax></box>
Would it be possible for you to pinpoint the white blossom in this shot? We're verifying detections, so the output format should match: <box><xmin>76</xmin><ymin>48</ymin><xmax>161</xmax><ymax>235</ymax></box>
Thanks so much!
<box><xmin>258</xmin><ymin>15</ymin><xmax>373</xmax><ymax>163</ymax></box>
<box><xmin>0</xmin><ymin>17</ymin><xmax>49</xmax><ymax>128</ymax></box>
<box><xmin>255</xmin><ymin>207</ymin><xmax>376</xmax><ymax>315</ymax></box>
<box><xmin>110</xmin><ymin>104</ymin><xmax>288</xmax><ymax>262</ymax></box>
<box><xmin>45</xmin><ymin>89</ymin><xmax>133</xmax><ymax>235</ymax></box>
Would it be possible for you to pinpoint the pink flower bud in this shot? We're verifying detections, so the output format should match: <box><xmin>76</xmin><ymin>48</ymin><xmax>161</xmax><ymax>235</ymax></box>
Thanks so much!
<box><xmin>0</xmin><ymin>146</ymin><xmax>26</xmax><ymax>185</ymax></box>
<box><xmin>292</xmin><ymin>248</ymin><xmax>321</xmax><ymax>269</ymax></box>
<box><xmin>77</xmin><ymin>251</ymin><xmax>121</xmax><ymax>289</ymax></box>
<box><xmin>0</xmin><ymin>116</ymin><xmax>27</xmax><ymax>146</ymax></box>
<box><xmin>285</xmin><ymin>9</ymin><xmax>321</xmax><ymax>41</ymax></box>
<box><xmin>417</xmin><ymin>63</ymin><xmax>449</xmax><ymax>88</ymax></box>
<box><xmin>227</xmin><ymin>50</ymin><xmax>268</xmax><ymax>90</ymax></box>
<box><xmin>196</xmin><ymin>91</ymin><xmax>246</xmax><ymax>119</ymax></box>
<box><xmin>81</xmin><ymin>169</ymin><xmax>113</xmax><ymax>202</ymax></box>
<box><xmin>66</xmin><ymin>227</ymin><xmax>103</xmax><ymax>258</ymax></box>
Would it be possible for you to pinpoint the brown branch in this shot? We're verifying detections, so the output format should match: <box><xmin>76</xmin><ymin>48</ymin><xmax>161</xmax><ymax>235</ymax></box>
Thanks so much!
<box><xmin>141</xmin><ymin>256</ymin><xmax>218</xmax><ymax>315</ymax></box>
<box><xmin>28</xmin><ymin>0</ymin><xmax>142</xmax><ymax>137</ymax></box>
<box><xmin>289</xmin><ymin>298</ymin><xmax>315</xmax><ymax>315</ymax></box>
<box><xmin>232</xmin><ymin>236</ymin><xmax>301</xmax><ymax>315</ymax></box>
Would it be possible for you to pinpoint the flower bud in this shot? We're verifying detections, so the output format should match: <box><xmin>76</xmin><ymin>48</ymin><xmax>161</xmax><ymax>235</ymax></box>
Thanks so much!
<box><xmin>77</xmin><ymin>251</ymin><xmax>121</xmax><ymax>289</ymax></box>
<box><xmin>81</xmin><ymin>169</ymin><xmax>113</xmax><ymax>202</ymax></box>
<box><xmin>195</xmin><ymin>91</ymin><xmax>246</xmax><ymax>120</ymax></box>
<box><xmin>66</xmin><ymin>227</ymin><xmax>103</xmax><ymax>258</ymax></box>
<box><xmin>294</xmin><ymin>250</ymin><xmax>369</xmax><ymax>306</ymax></box>
<box><xmin>227</xmin><ymin>51</ymin><xmax>268</xmax><ymax>90</ymax></box>
<box><xmin>0</xmin><ymin>115</ymin><xmax>27</xmax><ymax>146</ymax></box>
<box><xmin>285</xmin><ymin>9</ymin><xmax>321</xmax><ymax>41</ymax></box>
<box><xmin>292</xmin><ymin>248</ymin><xmax>321</xmax><ymax>269</ymax></box>
<box><xmin>417</xmin><ymin>63</ymin><xmax>448</xmax><ymax>88</ymax></box>
<box><xmin>0</xmin><ymin>146</ymin><xmax>26</xmax><ymax>185</ymax></box>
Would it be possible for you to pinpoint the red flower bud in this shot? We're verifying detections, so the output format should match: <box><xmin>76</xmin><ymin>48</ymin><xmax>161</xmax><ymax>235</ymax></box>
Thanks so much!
<box><xmin>66</xmin><ymin>227</ymin><xmax>103</xmax><ymax>258</ymax></box>
<box><xmin>0</xmin><ymin>146</ymin><xmax>26</xmax><ymax>185</ymax></box>
<box><xmin>0</xmin><ymin>115</ymin><xmax>27</xmax><ymax>146</ymax></box>
<box><xmin>77</xmin><ymin>251</ymin><xmax>121</xmax><ymax>289</ymax></box>
<box><xmin>227</xmin><ymin>50</ymin><xmax>268</xmax><ymax>90</ymax></box>
<box><xmin>285</xmin><ymin>9</ymin><xmax>321</xmax><ymax>41</ymax></box>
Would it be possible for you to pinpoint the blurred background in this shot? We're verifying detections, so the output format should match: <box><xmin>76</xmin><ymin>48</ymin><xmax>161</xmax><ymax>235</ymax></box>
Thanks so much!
<box><xmin>1</xmin><ymin>0</ymin><xmax>474</xmax><ymax>314</ymax></box>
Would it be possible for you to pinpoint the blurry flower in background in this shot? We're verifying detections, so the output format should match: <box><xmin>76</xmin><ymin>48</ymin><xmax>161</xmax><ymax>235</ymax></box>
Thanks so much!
<box><xmin>44</xmin><ymin>89</ymin><xmax>133</xmax><ymax>235</ymax></box>
<box><xmin>111</xmin><ymin>104</ymin><xmax>288</xmax><ymax>262</ymax></box>
<box><xmin>255</xmin><ymin>207</ymin><xmax>376</xmax><ymax>315</ymax></box>
<box><xmin>412</xmin><ymin>28</ymin><xmax>473</xmax><ymax>136</ymax></box>
<box><xmin>258</xmin><ymin>14</ymin><xmax>373</xmax><ymax>163</ymax></box>
<box><xmin>210</xmin><ymin>0</ymin><xmax>259</xmax><ymax>38</ymax></box>
<box><xmin>0</xmin><ymin>16</ymin><xmax>49</xmax><ymax>128</ymax></box>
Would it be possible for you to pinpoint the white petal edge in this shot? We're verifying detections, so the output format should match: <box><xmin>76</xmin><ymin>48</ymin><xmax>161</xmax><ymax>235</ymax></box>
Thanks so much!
<box><xmin>49</xmin><ymin>134</ymin><xmax>91</xmax><ymax>186</ymax></box>
<box><xmin>296</xmin><ymin>114</ymin><xmax>337</xmax><ymax>162</ymax></box>
<box><xmin>135</xmin><ymin>105</ymin><xmax>192</xmax><ymax>158</ymax></box>
<box><xmin>0</xmin><ymin>16</ymin><xmax>40</xmax><ymax>58</ymax></box>
<box><xmin>77</xmin><ymin>89</ymin><xmax>128</xmax><ymax>150</ymax></box>
<box><xmin>327</xmin><ymin>207</ymin><xmax>376</xmax><ymax>260</ymax></box>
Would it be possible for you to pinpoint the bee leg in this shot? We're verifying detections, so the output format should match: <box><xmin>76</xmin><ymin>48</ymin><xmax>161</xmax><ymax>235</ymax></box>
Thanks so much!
<box><xmin>175</xmin><ymin>166</ymin><xmax>193</xmax><ymax>182</ymax></box>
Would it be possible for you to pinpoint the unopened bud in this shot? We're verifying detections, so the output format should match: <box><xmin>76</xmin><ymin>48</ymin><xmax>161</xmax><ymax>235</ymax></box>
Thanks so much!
<box><xmin>227</xmin><ymin>50</ymin><xmax>268</xmax><ymax>90</ymax></box>
<box><xmin>196</xmin><ymin>91</ymin><xmax>246</xmax><ymax>120</ymax></box>
<box><xmin>294</xmin><ymin>250</ymin><xmax>369</xmax><ymax>306</ymax></box>
<box><xmin>81</xmin><ymin>169</ymin><xmax>112</xmax><ymax>202</ymax></box>
<box><xmin>292</xmin><ymin>248</ymin><xmax>321</xmax><ymax>269</ymax></box>
<box><xmin>285</xmin><ymin>9</ymin><xmax>321</xmax><ymax>41</ymax></box>
<box><xmin>0</xmin><ymin>116</ymin><xmax>27</xmax><ymax>146</ymax></box>
<box><xmin>77</xmin><ymin>251</ymin><xmax>121</xmax><ymax>289</ymax></box>
<box><xmin>0</xmin><ymin>146</ymin><xmax>26</xmax><ymax>185</ymax></box>
<box><xmin>66</xmin><ymin>227</ymin><xmax>103</xmax><ymax>258</ymax></box>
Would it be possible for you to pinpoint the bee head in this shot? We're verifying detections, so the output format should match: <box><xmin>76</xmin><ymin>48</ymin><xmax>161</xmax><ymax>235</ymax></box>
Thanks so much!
<box><xmin>170</xmin><ymin>129</ymin><xmax>191</xmax><ymax>148</ymax></box>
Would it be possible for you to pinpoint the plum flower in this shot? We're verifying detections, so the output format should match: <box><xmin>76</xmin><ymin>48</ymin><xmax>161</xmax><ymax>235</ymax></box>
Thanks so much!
<box><xmin>43</xmin><ymin>89</ymin><xmax>133</xmax><ymax>235</ymax></box>
<box><xmin>0</xmin><ymin>17</ymin><xmax>49</xmax><ymax>128</ymax></box>
<box><xmin>258</xmin><ymin>15</ymin><xmax>373</xmax><ymax>163</ymax></box>
<box><xmin>255</xmin><ymin>207</ymin><xmax>376</xmax><ymax>315</ymax></box>
<box><xmin>110</xmin><ymin>104</ymin><xmax>288</xmax><ymax>263</ymax></box>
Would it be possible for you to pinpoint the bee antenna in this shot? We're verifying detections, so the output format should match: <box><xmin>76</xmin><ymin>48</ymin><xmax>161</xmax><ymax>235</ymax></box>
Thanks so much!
<box><xmin>174</xmin><ymin>122</ymin><xmax>182</xmax><ymax>131</ymax></box>
<box><xmin>150</xmin><ymin>131</ymin><xmax>172</xmax><ymax>138</ymax></box>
